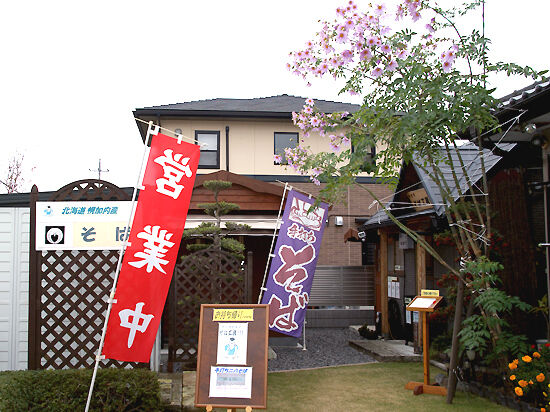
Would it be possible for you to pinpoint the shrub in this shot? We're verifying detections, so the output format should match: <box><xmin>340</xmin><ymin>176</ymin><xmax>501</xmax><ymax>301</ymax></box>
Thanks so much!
<box><xmin>0</xmin><ymin>368</ymin><xmax>162</xmax><ymax>412</ymax></box>
<box><xmin>509</xmin><ymin>343</ymin><xmax>550</xmax><ymax>410</ymax></box>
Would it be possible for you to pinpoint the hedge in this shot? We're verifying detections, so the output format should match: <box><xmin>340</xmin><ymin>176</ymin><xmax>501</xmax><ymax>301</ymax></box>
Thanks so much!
<box><xmin>0</xmin><ymin>368</ymin><xmax>162</xmax><ymax>411</ymax></box>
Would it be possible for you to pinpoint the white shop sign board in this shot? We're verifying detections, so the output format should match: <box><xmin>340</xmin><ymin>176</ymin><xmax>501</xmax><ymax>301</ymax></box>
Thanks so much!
<box><xmin>35</xmin><ymin>201</ymin><xmax>132</xmax><ymax>250</ymax></box>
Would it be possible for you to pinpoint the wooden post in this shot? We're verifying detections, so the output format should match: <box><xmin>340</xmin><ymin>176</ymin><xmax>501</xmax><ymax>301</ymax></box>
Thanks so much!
<box><xmin>422</xmin><ymin>312</ymin><xmax>429</xmax><ymax>385</ymax></box>
<box><xmin>379</xmin><ymin>230</ymin><xmax>389</xmax><ymax>337</ymax></box>
<box><xmin>415</xmin><ymin>235</ymin><xmax>426</xmax><ymax>351</ymax></box>
<box><xmin>28</xmin><ymin>185</ymin><xmax>40</xmax><ymax>370</ymax></box>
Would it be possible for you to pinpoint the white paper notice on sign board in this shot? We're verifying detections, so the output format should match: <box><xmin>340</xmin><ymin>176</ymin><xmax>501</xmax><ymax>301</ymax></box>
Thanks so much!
<box><xmin>209</xmin><ymin>366</ymin><xmax>252</xmax><ymax>399</ymax></box>
<box><xmin>411</xmin><ymin>297</ymin><xmax>436</xmax><ymax>309</ymax></box>
<box><xmin>405</xmin><ymin>309</ymin><xmax>412</xmax><ymax>324</ymax></box>
<box><xmin>217</xmin><ymin>323</ymin><xmax>248</xmax><ymax>365</ymax></box>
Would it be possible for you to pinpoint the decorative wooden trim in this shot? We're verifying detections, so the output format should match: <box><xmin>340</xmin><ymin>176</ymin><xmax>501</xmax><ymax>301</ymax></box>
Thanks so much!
<box><xmin>194</xmin><ymin>171</ymin><xmax>285</xmax><ymax>197</ymax></box>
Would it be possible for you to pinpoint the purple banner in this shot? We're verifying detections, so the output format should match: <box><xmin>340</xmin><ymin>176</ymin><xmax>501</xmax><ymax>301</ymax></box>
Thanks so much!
<box><xmin>260</xmin><ymin>190</ymin><xmax>328</xmax><ymax>337</ymax></box>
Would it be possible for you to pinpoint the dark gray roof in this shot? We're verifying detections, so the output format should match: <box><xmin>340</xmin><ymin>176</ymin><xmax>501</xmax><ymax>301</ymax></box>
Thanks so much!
<box><xmin>497</xmin><ymin>78</ymin><xmax>550</xmax><ymax>111</ymax></box>
<box><xmin>362</xmin><ymin>143</ymin><xmax>515</xmax><ymax>229</ymax></box>
<box><xmin>134</xmin><ymin>94</ymin><xmax>359</xmax><ymax>118</ymax></box>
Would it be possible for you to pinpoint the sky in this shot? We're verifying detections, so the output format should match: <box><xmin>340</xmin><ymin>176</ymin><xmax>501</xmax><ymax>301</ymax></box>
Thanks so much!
<box><xmin>0</xmin><ymin>0</ymin><xmax>548</xmax><ymax>193</ymax></box>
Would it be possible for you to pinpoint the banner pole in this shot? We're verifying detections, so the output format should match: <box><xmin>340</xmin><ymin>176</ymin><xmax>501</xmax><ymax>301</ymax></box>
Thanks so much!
<box><xmin>257</xmin><ymin>182</ymin><xmax>289</xmax><ymax>304</ymax></box>
<box><xmin>85</xmin><ymin>121</ymin><xmax>158</xmax><ymax>412</ymax></box>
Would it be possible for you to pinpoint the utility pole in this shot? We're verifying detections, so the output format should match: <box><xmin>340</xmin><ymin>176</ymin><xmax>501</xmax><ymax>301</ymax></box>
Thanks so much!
<box><xmin>89</xmin><ymin>159</ymin><xmax>109</xmax><ymax>180</ymax></box>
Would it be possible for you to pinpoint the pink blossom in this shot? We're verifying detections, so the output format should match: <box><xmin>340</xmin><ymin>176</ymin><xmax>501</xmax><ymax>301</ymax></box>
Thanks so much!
<box><xmin>305</xmin><ymin>98</ymin><xmax>314</xmax><ymax>106</ymax></box>
<box><xmin>442</xmin><ymin>60</ymin><xmax>452</xmax><ymax>73</ymax></box>
<box><xmin>286</xmin><ymin>62</ymin><xmax>292</xmax><ymax>71</ymax></box>
<box><xmin>349</xmin><ymin>89</ymin><xmax>359</xmax><ymax>96</ymax></box>
<box><xmin>311</xmin><ymin>167</ymin><xmax>322</xmax><ymax>177</ymax></box>
<box><xmin>336</xmin><ymin>29</ymin><xmax>349</xmax><ymax>44</ymax></box>
<box><xmin>371</xmin><ymin>66</ymin><xmax>383</xmax><ymax>78</ymax></box>
<box><xmin>303</xmin><ymin>105</ymin><xmax>313</xmax><ymax>114</ymax></box>
<box><xmin>274</xmin><ymin>154</ymin><xmax>282</xmax><ymax>164</ymax></box>
<box><xmin>386</xmin><ymin>60</ymin><xmax>398</xmax><ymax>71</ymax></box>
<box><xmin>345</xmin><ymin>19</ymin><xmax>355</xmax><ymax>30</ymax></box>
<box><xmin>380</xmin><ymin>43</ymin><xmax>391</xmax><ymax>54</ymax></box>
<box><xmin>374</xmin><ymin>3</ymin><xmax>386</xmax><ymax>16</ymax></box>
<box><xmin>360</xmin><ymin>48</ymin><xmax>373</xmax><ymax>61</ymax></box>
<box><xmin>342</xmin><ymin>50</ymin><xmax>354</xmax><ymax>63</ymax></box>
<box><xmin>425</xmin><ymin>23</ymin><xmax>435</xmax><ymax>33</ymax></box>
<box><xmin>412</xmin><ymin>10</ymin><xmax>421</xmax><ymax>21</ymax></box>
<box><xmin>340</xmin><ymin>111</ymin><xmax>350</xmax><ymax>119</ymax></box>
<box><xmin>310</xmin><ymin>117</ymin><xmax>321</xmax><ymax>127</ymax></box>
<box><xmin>330</xmin><ymin>141</ymin><xmax>341</xmax><ymax>153</ymax></box>
<box><xmin>397</xmin><ymin>49</ymin><xmax>409</xmax><ymax>59</ymax></box>
<box><xmin>322</xmin><ymin>42</ymin><xmax>335</xmax><ymax>54</ymax></box>
<box><xmin>341</xmin><ymin>136</ymin><xmax>351</xmax><ymax>146</ymax></box>
<box><xmin>395</xmin><ymin>4</ymin><xmax>404</xmax><ymax>20</ymax></box>
<box><xmin>310</xmin><ymin>176</ymin><xmax>321</xmax><ymax>186</ymax></box>
<box><xmin>329</xmin><ymin>57</ymin><xmax>341</xmax><ymax>68</ymax></box>
<box><xmin>366</xmin><ymin>36</ymin><xmax>380</xmax><ymax>46</ymax></box>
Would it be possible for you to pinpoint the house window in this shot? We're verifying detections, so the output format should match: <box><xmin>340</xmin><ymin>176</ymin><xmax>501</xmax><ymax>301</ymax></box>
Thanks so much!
<box><xmin>274</xmin><ymin>132</ymin><xmax>298</xmax><ymax>164</ymax></box>
<box><xmin>351</xmin><ymin>140</ymin><xmax>376</xmax><ymax>171</ymax></box>
<box><xmin>195</xmin><ymin>130</ymin><xmax>220</xmax><ymax>169</ymax></box>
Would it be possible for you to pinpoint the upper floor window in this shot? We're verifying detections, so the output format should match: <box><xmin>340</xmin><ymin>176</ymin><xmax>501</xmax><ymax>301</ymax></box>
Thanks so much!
<box><xmin>195</xmin><ymin>130</ymin><xmax>220</xmax><ymax>169</ymax></box>
<box><xmin>351</xmin><ymin>139</ymin><xmax>376</xmax><ymax>172</ymax></box>
<box><xmin>274</xmin><ymin>132</ymin><xmax>298</xmax><ymax>164</ymax></box>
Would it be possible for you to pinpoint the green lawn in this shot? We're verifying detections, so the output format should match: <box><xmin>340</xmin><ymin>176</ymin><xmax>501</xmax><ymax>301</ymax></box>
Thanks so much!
<box><xmin>264</xmin><ymin>362</ymin><xmax>511</xmax><ymax>412</ymax></box>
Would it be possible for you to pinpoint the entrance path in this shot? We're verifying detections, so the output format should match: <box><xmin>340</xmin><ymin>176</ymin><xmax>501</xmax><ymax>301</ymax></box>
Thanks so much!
<box><xmin>349</xmin><ymin>339</ymin><xmax>422</xmax><ymax>362</ymax></box>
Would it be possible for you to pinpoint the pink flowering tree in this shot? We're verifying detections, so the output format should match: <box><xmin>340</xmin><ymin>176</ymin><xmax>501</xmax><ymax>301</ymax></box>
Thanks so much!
<box><xmin>283</xmin><ymin>0</ymin><xmax>545</xmax><ymax>403</ymax></box>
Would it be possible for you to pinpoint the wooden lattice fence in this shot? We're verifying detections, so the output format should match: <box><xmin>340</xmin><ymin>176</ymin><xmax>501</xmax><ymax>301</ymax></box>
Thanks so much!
<box><xmin>166</xmin><ymin>247</ymin><xmax>252</xmax><ymax>371</ymax></box>
<box><xmin>28</xmin><ymin>179</ymin><xmax>144</xmax><ymax>369</ymax></box>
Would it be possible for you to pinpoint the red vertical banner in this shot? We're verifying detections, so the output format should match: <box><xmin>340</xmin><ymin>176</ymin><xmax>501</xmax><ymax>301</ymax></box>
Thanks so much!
<box><xmin>103</xmin><ymin>133</ymin><xmax>200</xmax><ymax>363</ymax></box>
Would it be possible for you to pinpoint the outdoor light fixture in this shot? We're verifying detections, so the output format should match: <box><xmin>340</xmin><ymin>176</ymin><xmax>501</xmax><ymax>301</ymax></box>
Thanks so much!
<box><xmin>525</xmin><ymin>123</ymin><xmax>537</xmax><ymax>134</ymax></box>
<box><xmin>175</xmin><ymin>128</ymin><xmax>182</xmax><ymax>135</ymax></box>
<box><xmin>334</xmin><ymin>216</ymin><xmax>344</xmax><ymax>226</ymax></box>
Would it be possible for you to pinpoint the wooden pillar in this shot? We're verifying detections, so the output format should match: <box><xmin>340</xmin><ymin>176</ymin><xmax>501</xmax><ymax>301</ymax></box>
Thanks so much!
<box><xmin>379</xmin><ymin>230</ymin><xmax>389</xmax><ymax>337</ymax></box>
<box><xmin>28</xmin><ymin>185</ymin><xmax>40</xmax><ymax>370</ymax></box>
<box><xmin>416</xmin><ymin>235</ymin><xmax>426</xmax><ymax>352</ymax></box>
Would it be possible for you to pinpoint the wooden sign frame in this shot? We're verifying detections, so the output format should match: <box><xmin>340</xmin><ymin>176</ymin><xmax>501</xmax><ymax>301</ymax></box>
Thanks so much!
<box><xmin>404</xmin><ymin>295</ymin><xmax>446</xmax><ymax>396</ymax></box>
<box><xmin>195</xmin><ymin>304</ymin><xmax>269</xmax><ymax>410</ymax></box>
<box><xmin>406</xmin><ymin>295</ymin><xmax>443</xmax><ymax>313</ymax></box>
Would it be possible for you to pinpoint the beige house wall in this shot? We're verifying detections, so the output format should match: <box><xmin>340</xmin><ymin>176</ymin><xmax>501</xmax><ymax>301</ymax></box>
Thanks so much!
<box><xmin>159</xmin><ymin>117</ymin><xmax>394</xmax><ymax>267</ymax></box>
<box><xmin>160</xmin><ymin>118</ymin><xmax>376</xmax><ymax>177</ymax></box>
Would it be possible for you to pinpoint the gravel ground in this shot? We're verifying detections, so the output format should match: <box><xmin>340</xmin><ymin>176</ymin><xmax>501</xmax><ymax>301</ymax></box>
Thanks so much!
<box><xmin>268</xmin><ymin>327</ymin><xmax>376</xmax><ymax>371</ymax></box>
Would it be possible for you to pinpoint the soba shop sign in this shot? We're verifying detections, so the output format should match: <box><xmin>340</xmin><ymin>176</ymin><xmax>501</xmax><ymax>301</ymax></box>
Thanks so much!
<box><xmin>35</xmin><ymin>201</ymin><xmax>132</xmax><ymax>250</ymax></box>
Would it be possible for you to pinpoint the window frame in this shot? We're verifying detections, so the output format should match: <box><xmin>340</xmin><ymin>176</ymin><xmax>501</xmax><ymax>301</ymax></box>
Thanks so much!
<box><xmin>195</xmin><ymin>130</ymin><xmax>220</xmax><ymax>169</ymax></box>
<box><xmin>274</xmin><ymin>131</ymin><xmax>299</xmax><ymax>165</ymax></box>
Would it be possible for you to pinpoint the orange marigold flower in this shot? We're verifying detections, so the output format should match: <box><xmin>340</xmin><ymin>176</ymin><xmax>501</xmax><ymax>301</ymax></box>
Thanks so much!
<box><xmin>519</xmin><ymin>380</ymin><xmax>528</xmax><ymax>388</ymax></box>
<box><xmin>534</xmin><ymin>352</ymin><xmax>542</xmax><ymax>358</ymax></box>
<box><xmin>522</xmin><ymin>355</ymin><xmax>533</xmax><ymax>363</ymax></box>
<box><xmin>509</xmin><ymin>362</ymin><xmax>518</xmax><ymax>370</ymax></box>
<box><xmin>530</xmin><ymin>380</ymin><xmax>534</xmax><ymax>385</ymax></box>
<box><xmin>537</xmin><ymin>373</ymin><xmax>546</xmax><ymax>382</ymax></box>
<box><xmin>542</xmin><ymin>408</ymin><xmax>546</xmax><ymax>412</ymax></box>
<box><xmin>510</xmin><ymin>375</ymin><xmax>516</xmax><ymax>380</ymax></box>
<box><xmin>513</xmin><ymin>358</ymin><xmax>519</xmax><ymax>363</ymax></box>
<box><xmin>515</xmin><ymin>387</ymin><xmax>523</xmax><ymax>396</ymax></box>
